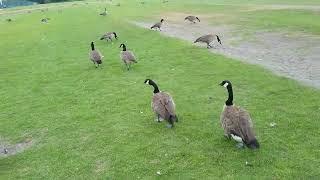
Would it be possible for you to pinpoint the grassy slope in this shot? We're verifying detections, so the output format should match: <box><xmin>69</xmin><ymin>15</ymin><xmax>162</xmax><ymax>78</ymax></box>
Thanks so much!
<box><xmin>0</xmin><ymin>0</ymin><xmax>320</xmax><ymax>179</ymax></box>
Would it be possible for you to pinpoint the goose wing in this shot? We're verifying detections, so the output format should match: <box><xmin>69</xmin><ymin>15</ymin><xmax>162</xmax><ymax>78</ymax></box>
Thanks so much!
<box><xmin>152</xmin><ymin>92</ymin><xmax>175</xmax><ymax>119</ymax></box>
<box><xmin>151</xmin><ymin>22</ymin><xmax>161</xmax><ymax>28</ymax></box>
<box><xmin>194</xmin><ymin>34</ymin><xmax>214</xmax><ymax>43</ymax></box>
<box><xmin>90</xmin><ymin>50</ymin><xmax>102</xmax><ymax>61</ymax></box>
<box><xmin>236</xmin><ymin>107</ymin><xmax>256</xmax><ymax>144</ymax></box>
<box><xmin>121</xmin><ymin>51</ymin><xmax>137</xmax><ymax>63</ymax></box>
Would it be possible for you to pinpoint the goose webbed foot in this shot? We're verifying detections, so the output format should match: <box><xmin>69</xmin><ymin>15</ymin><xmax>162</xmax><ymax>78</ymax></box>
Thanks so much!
<box><xmin>236</xmin><ymin>142</ymin><xmax>245</xmax><ymax>149</ymax></box>
<box><xmin>166</xmin><ymin>124</ymin><xmax>173</xmax><ymax>128</ymax></box>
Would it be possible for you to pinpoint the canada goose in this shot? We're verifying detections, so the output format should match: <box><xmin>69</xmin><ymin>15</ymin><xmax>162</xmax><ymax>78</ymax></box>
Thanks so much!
<box><xmin>219</xmin><ymin>80</ymin><xmax>260</xmax><ymax>149</ymax></box>
<box><xmin>119</xmin><ymin>43</ymin><xmax>137</xmax><ymax>70</ymax></box>
<box><xmin>41</xmin><ymin>18</ymin><xmax>49</xmax><ymax>23</ymax></box>
<box><xmin>194</xmin><ymin>34</ymin><xmax>222</xmax><ymax>48</ymax></box>
<box><xmin>151</xmin><ymin>19</ymin><xmax>164</xmax><ymax>31</ymax></box>
<box><xmin>89</xmin><ymin>42</ymin><xmax>103</xmax><ymax>68</ymax></box>
<box><xmin>99</xmin><ymin>8</ymin><xmax>107</xmax><ymax>16</ymax></box>
<box><xmin>144</xmin><ymin>79</ymin><xmax>178</xmax><ymax>128</ymax></box>
<box><xmin>100</xmin><ymin>32</ymin><xmax>118</xmax><ymax>41</ymax></box>
<box><xmin>184</xmin><ymin>16</ymin><xmax>200</xmax><ymax>23</ymax></box>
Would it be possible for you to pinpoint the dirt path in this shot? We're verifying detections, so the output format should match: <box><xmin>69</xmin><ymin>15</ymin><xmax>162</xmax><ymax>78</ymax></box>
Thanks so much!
<box><xmin>132</xmin><ymin>13</ymin><xmax>320</xmax><ymax>88</ymax></box>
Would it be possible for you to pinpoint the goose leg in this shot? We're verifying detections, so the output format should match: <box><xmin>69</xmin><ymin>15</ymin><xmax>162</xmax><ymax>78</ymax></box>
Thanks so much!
<box><xmin>167</xmin><ymin>119</ymin><xmax>174</xmax><ymax>128</ymax></box>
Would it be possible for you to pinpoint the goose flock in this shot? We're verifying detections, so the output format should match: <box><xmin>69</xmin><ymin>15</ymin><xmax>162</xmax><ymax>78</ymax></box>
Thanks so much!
<box><xmin>3</xmin><ymin>5</ymin><xmax>260</xmax><ymax>150</ymax></box>
<box><xmin>88</xmin><ymin>15</ymin><xmax>259</xmax><ymax>149</ymax></box>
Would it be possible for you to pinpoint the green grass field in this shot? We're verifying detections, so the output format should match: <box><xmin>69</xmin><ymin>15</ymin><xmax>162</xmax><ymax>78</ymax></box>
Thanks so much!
<box><xmin>1</xmin><ymin>0</ymin><xmax>320</xmax><ymax>179</ymax></box>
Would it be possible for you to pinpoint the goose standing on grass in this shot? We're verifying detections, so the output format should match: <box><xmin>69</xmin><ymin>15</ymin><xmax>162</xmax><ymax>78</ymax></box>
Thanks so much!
<box><xmin>100</xmin><ymin>32</ymin><xmax>118</xmax><ymax>42</ymax></box>
<box><xmin>185</xmin><ymin>16</ymin><xmax>200</xmax><ymax>23</ymax></box>
<box><xmin>99</xmin><ymin>8</ymin><xmax>107</xmax><ymax>16</ymax></box>
<box><xmin>151</xmin><ymin>19</ymin><xmax>164</xmax><ymax>31</ymax></box>
<box><xmin>89</xmin><ymin>42</ymin><xmax>103</xmax><ymax>68</ymax></box>
<box><xmin>194</xmin><ymin>34</ymin><xmax>222</xmax><ymax>48</ymax></box>
<box><xmin>119</xmin><ymin>43</ymin><xmax>137</xmax><ymax>70</ymax></box>
<box><xmin>219</xmin><ymin>80</ymin><xmax>260</xmax><ymax>149</ymax></box>
<box><xmin>144</xmin><ymin>79</ymin><xmax>178</xmax><ymax>128</ymax></box>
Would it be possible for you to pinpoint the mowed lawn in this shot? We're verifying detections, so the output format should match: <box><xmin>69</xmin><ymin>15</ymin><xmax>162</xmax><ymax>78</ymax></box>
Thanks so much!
<box><xmin>0</xmin><ymin>0</ymin><xmax>320</xmax><ymax>179</ymax></box>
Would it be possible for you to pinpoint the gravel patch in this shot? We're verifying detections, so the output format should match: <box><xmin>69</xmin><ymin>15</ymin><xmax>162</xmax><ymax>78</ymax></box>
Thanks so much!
<box><xmin>132</xmin><ymin>16</ymin><xmax>320</xmax><ymax>88</ymax></box>
<box><xmin>0</xmin><ymin>137</ymin><xmax>33</xmax><ymax>157</ymax></box>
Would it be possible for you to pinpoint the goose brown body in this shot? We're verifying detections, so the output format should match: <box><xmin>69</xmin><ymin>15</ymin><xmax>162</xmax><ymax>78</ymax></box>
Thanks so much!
<box><xmin>145</xmin><ymin>79</ymin><xmax>178</xmax><ymax>127</ymax></box>
<box><xmin>185</xmin><ymin>16</ymin><xmax>200</xmax><ymax>23</ymax></box>
<box><xmin>220</xmin><ymin>80</ymin><xmax>259</xmax><ymax>149</ymax></box>
<box><xmin>100</xmin><ymin>32</ymin><xmax>118</xmax><ymax>41</ymax></box>
<box><xmin>151</xmin><ymin>19</ymin><xmax>164</xmax><ymax>31</ymax></box>
<box><xmin>100</xmin><ymin>8</ymin><xmax>107</xmax><ymax>16</ymax></box>
<box><xmin>194</xmin><ymin>34</ymin><xmax>222</xmax><ymax>48</ymax></box>
<box><xmin>152</xmin><ymin>92</ymin><xmax>176</xmax><ymax>121</ymax></box>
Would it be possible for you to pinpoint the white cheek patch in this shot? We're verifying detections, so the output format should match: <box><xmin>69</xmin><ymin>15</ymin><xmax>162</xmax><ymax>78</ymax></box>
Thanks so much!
<box><xmin>223</xmin><ymin>82</ymin><xmax>229</xmax><ymax>87</ymax></box>
<box><xmin>231</xmin><ymin>134</ymin><xmax>243</xmax><ymax>143</ymax></box>
<box><xmin>145</xmin><ymin>80</ymin><xmax>149</xmax><ymax>84</ymax></box>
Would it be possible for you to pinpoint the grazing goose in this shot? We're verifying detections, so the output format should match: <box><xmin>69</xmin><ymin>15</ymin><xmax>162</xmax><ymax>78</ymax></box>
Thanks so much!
<box><xmin>99</xmin><ymin>8</ymin><xmax>107</xmax><ymax>16</ymax></box>
<box><xmin>219</xmin><ymin>80</ymin><xmax>260</xmax><ymax>149</ymax></box>
<box><xmin>151</xmin><ymin>19</ymin><xmax>164</xmax><ymax>31</ymax></box>
<box><xmin>194</xmin><ymin>34</ymin><xmax>222</xmax><ymax>48</ymax></box>
<box><xmin>185</xmin><ymin>16</ymin><xmax>200</xmax><ymax>23</ymax></box>
<box><xmin>89</xmin><ymin>42</ymin><xmax>103</xmax><ymax>68</ymax></box>
<box><xmin>144</xmin><ymin>79</ymin><xmax>178</xmax><ymax>128</ymax></box>
<box><xmin>41</xmin><ymin>18</ymin><xmax>50</xmax><ymax>23</ymax></box>
<box><xmin>100</xmin><ymin>32</ymin><xmax>118</xmax><ymax>42</ymax></box>
<box><xmin>119</xmin><ymin>43</ymin><xmax>137</xmax><ymax>70</ymax></box>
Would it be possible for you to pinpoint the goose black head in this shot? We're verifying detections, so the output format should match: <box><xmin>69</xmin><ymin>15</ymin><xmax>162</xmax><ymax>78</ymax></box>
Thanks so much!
<box><xmin>119</xmin><ymin>43</ymin><xmax>126</xmax><ymax>51</ymax></box>
<box><xmin>196</xmin><ymin>17</ymin><xmax>200</xmax><ymax>22</ymax></box>
<box><xmin>160</xmin><ymin>19</ymin><xmax>164</xmax><ymax>22</ymax></box>
<box><xmin>219</xmin><ymin>80</ymin><xmax>232</xmax><ymax>88</ymax></box>
<box><xmin>144</xmin><ymin>79</ymin><xmax>153</xmax><ymax>85</ymax></box>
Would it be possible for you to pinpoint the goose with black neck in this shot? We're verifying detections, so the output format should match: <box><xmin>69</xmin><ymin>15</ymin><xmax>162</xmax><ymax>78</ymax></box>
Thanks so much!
<box><xmin>89</xmin><ymin>42</ymin><xmax>103</xmax><ymax>68</ymax></box>
<box><xmin>219</xmin><ymin>80</ymin><xmax>260</xmax><ymax>149</ymax></box>
<box><xmin>144</xmin><ymin>79</ymin><xmax>178</xmax><ymax>128</ymax></box>
<box><xmin>119</xmin><ymin>43</ymin><xmax>137</xmax><ymax>70</ymax></box>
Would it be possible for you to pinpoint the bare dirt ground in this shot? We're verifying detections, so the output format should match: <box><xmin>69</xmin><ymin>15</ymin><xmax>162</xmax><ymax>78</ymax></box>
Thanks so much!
<box><xmin>0</xmin><ymin>137</ymin><xmax>33</xmax><ymax>157</ymax></box>
<box><xmin>132</xmin><ymin>12</ymin><xmax>320</xmax><ymax>88</ymax></box>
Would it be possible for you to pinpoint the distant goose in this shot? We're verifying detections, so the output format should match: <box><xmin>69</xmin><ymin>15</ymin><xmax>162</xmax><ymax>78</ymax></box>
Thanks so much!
<box><xmin>89</xmin><ymin>42</ymin><xmax>103</xmax><ymax>68</ymax></box>
<box><xmin>100</xmin><ymin>32</ymin><xmax>118</xmax><ymax>41</ymax></box>
<box><xmin>185</xmin><ymin>16</ymin><xmax>200</xmax><ymax>23</ymax></box>
<box><xmin>151</xmin><ymin>19</ymin><xmax>164</xmax><ymax>31</ymax></box>
<box><xmin>119</xmin><ymin>43</ymin><xmax>137</xmax><ymax>70</ymax></box>
<box><xmin>41</xmin><ymin>18</ymin><xmax>50</xmax><ymax>23</ymax></box>
<box><xmin>219</xmin><ymin>80</ymin><xmax>260</xmax><ymax>149</ymax></box>
<box><xmin>99</xmin><ymin>8</ymin><xmax>107</xmax><ymax>16</ymax></box>
<box><xmin>194</xmin><ymin>34</ymin><xmax>222</xmax><ymax>48</ymax></box>
<box><xmin>144</xmin><ymin>79</ymin><xmax>178</xmax><ymax>128</ymax></box>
